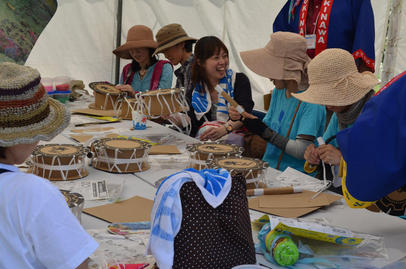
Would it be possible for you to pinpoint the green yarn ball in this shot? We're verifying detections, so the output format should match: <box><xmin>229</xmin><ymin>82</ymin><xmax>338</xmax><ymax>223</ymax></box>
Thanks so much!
<box><xmin>272</xmin><ymin>237</ymin><xmax>299</xmax><ymax>266</ymax></box>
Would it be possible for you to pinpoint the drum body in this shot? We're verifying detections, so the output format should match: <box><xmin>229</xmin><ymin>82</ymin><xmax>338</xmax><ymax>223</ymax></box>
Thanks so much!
<box><xmin>186</xmin><ymin>142</ymin><xmax>243</xmax><ymax>170</ymax></box>
<box><xmin>209</xmin><ymin>156</ymin><xmax>268</xmax><ymax>189</ymax></box>
<box><xmin>140</xmin><ymin>88</ymin><xmax>188</xmax><ymax>117</ymax></box>
<box><xmin>89</xmin><ymin>82</ymin><xmax>122</xmax><ymax>110</ymax></box>
<box><xmin>120</xmin><ymin>98</ymin><xmax>138</xmax><ymax>119</ymax></box>
<box><xmin>31</xmin><ymin>144</ymin><xmax>88</xmax><ymax>181</ymax></box>
<box><xmin>60</xmin><ymin>189</ymin><xmax>84</xmax><ymax>223</ymax></box>
<box><xmin>91</xmin><ymin>138</ymin><xmax>150</xmax><ymax>173</ymax></box>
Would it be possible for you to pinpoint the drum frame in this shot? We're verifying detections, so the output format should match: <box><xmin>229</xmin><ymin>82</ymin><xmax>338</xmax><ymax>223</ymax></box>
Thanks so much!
<box><xmin>89</xmin><ymin>82</ymin><xmax>123</xmax><ymax>111</ymax></box>
<box><xmin>91</xmin><ymin>138</ymin><xmax>151</xmax><ymax>173</ymax></box>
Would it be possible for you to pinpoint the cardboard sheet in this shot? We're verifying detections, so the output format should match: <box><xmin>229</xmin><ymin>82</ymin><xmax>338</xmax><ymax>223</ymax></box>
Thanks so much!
<box><xmin>72</xmin><ymin>108</ymin><xmax>117</xmax><ymax>117</ymax></box>
<box><xmin>71</xmin><ymin>127</ymin><xmax>115</xmax><ymax>133</ymax></box>
<box><xmin>149</xmin><ymin>145</ymin><xmax>180</xmax><ymax>155</ymax></box>
<box><xmin>249</xmin><ymin>197</ymin><xmax>320</xmax><ymax>218</ymax></box>
<box><xmin>258</xmin><ymin>190</ymin><xmax>340</xmax><ymax>208</ymax></box>
<box><xmin>69</xmin><ymin>134</ymin><xmax>93</xmax><ymax>143</ymax></box>
<box><xmin>83</xmin><ymin>196</ymin><xmax>153</xmax><ymax>223</ymax></box>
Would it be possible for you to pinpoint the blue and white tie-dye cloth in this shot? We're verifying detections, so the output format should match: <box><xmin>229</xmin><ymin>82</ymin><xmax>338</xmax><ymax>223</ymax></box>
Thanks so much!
<box><xmin>146</xmin><ymin>168</ymin><xmax>232</xmax><ymax>269</ymax></box>
<box><xmin>191</xmin><ymin>69</ymin><xmax>236</xmax><ymax>122</ymax></box>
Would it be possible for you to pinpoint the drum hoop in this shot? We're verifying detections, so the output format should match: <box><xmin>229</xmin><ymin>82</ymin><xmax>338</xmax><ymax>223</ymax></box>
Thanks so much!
<box><xmin>141</xmin><ymin>88</ymin><xmax>181</xmax><ymax>96</ymax></box>
<box><xmin>187</xmin><ymin>142</ymin><xmax>242</xmax><ymax>156</ymax></box>
<box><xmin>94</xmin><ymin>138</ymin><xmax>150</xmax><ymax>151</ymax></box>
<box><xmin>32</xmin><ymin>144</ymin><xmax>86</xmax><ymax>157</ymax></box>
<box><xmin>210</xmin><ymin>156</ymin><xmax>268</xmax><ymax>172</ymax></box>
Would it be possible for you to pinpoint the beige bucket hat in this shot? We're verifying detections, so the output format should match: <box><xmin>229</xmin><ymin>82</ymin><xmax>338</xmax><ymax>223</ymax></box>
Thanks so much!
<box><xmin>292</xmin><ymin>49</ymin><xmax>379</xmax><ymax>106</ymax></box>
<box><xmin>113</xmin><ymin>25</ymin><xmax>158</xmax><ymax>59</ymax></box>
<box><xmin>154</xmin><ymin>23</ymin><xmax>196</xmax><ymax>55</ymax></box>
<box><xmin>240</xmin><ymin>31</ymin><xmax>310</xmax><ymax>85</ymax></box>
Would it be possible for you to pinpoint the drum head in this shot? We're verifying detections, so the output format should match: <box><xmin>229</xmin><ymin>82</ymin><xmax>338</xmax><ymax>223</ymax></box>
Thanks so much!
<box><xmin>104</xmin><ymin>139</ymin><xmax>143</xmax><ymax>149</ymax></box>
<box><xmin>217</xmin><ymin>157</ymin><xmax>259</xmax><ymax>170</ymax></box>
<box><xmin>38</xmin><ymin>144</ymin><xmax>80</xmax><ymax>156</ymax></box>
<box><xmin>89</xmin><ymin>82</ymin><xmax>121</xmax><ymax>95</ymax></box>
<box><xmin>375</xmin><ymin>186</ymin><xmax>406</xmax><ymax>216</ymax></box>
<box><xmin>142</xmin><ymin>88</ymin><xmax>179</xmax><ymax>96</ymax></box>
<box><xmin>197</xmin><ymin>144</ymin><xmax>236</xmax><ymax>154</ymax></box>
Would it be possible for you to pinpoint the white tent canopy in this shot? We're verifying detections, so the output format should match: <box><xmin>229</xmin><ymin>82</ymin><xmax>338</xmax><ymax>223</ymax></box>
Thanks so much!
<box><xmin>26</xmin><ymin>0</ymin><xmax>401</xmax><ymax>110</ymax></box>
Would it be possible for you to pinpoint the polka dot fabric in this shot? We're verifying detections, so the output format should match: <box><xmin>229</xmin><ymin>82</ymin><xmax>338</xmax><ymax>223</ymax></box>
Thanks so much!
<box><xmin>173</xmin><ymin>173</ymin><xmax>256</xmax><ymax>268</ymax></box>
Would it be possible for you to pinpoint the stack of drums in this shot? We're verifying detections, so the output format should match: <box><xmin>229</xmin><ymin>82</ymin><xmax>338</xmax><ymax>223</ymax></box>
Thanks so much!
<box><xmin>186</xmin><ymin>142</ymin><xmax>243</xmax><ymax>170</ymax></box>
<box><xmin>91</xmin><ymin>138</ymin><xmax>151</xmax><ymax>173</ymax></box>
<box><xmin>209</xmin><ymin>156</ymin><xmax>268</xmax><ymax>189</ymax></box>
<box><xmin>30</xmin><ymin>144</ymin><xmax>89</xmax><ymax>181</ymax></box>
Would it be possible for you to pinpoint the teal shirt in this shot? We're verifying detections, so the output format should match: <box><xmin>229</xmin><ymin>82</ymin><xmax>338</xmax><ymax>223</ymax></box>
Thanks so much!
<box><xmin>120</xmin><ymin>62</ymin><xmax>173</xmax><ymax>92</ymax></box>
<box><xmin>262</xmin><ymin>88</ymin><xmax>326</xmax><ymax>172</ymax></box>
<box><xmin>322</xmin><ymin>113</ymin><xmax>354</xmax><ymax>147</ymax></box>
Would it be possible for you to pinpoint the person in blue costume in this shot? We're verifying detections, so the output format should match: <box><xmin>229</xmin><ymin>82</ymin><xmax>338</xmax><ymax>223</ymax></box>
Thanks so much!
<box><xmin>336</xmin><ymin>71</ymin><xmax>406</xmax><ymax>217</ymax></box>
<box><xmin>273</xmin><ymin>0</ymin><xmax>375</xmax><ymax>73</ymax></box>
<box><xmin>292</xmin><ymin>49</ymin><xmax>378</xmax><ymax>189</ymax></box>
<box><xmin>113</xmin><ymin>25</ymin><xmax>173</xmax><ymax>96</ymax></box>
<box><xmin>239</xmin><ymin>32</ymin><xmax>326</xmax><ymax>172</ymax></box>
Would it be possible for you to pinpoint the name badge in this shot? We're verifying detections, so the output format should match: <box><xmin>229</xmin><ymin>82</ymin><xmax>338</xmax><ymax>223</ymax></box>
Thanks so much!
<box><xmin>305</xmin><ymin>34</ymin><xmax>316</xmax><ymax>49</ymax></box>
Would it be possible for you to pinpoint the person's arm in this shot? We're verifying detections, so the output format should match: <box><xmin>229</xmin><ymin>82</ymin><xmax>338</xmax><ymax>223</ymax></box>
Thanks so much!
<box><xmin>158</xmin><ymin>63</ymin><xmax>174</xmax><ymax>89</ymax></box>
<box><xmin>233</xmin><ymin>73</ymin><xmax>254</xmax><ymax>113</ymax></box>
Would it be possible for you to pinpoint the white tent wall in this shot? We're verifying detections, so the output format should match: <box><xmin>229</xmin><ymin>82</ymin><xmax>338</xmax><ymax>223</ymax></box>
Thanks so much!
<box><xmin>26</xmin><ymin>0</ymin><xmax>390</xmax><ymax>110</ymax></box>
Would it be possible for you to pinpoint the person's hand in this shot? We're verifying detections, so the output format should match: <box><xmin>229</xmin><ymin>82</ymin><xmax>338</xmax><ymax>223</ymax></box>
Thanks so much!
<box><xmin>200</xmin><ymin>126</ymin><xmax>227</xmax><ymax>141</ymax></box>
<box><xmin>243</xmin><ymin>118</ymin><xmax>267</xmax><ymax>135</ymax></box>
<box><xmin>115</xmin><ymin>84</ymin><xmax>135</xmax><ymax>97</ymax></box>
<box><xmin>317</xmin><ymin>144</ymin><xmax>342</xmax><ymax>166</ymax></box>
<box><xmin>228</xmin><ymin>107</ymin><xmax>242</xmax><ymax>121</ymax></box>
<box><xmin>304</xmin><ymin>144</ymin><xmax>320</xmax><ymax>165</ymax></box>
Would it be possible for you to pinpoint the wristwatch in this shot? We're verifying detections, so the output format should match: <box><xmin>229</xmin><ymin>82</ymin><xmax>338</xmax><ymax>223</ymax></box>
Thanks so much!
<box><xmin>225</xmin><ymin>124</ymin><xmax>233</xmax><ymax>133</ymax></box>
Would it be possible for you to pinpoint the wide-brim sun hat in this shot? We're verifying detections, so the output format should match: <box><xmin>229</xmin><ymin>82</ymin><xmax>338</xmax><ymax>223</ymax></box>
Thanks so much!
<box><xmin>240</xmin><ymin>31</ymin><xmax>310</xmax><ymax>85</ymax></box>
<box><xmin>113</xmin><ymin>25</ymin><xmax>158</xmax><ymax>59</ymax></box>
<box><xmin>153</xmin><ymin>23</ymin><xmax>196</xmax><ymax>55</ymax></box>
<box><xmin>292</xmin><ymin>48</ymin><xmax>379</xmax><ymax>106</ymax></box>
<box><xmin>0</xmin><ymin>62</ymin><xmax>70</xmax><ymax>147</ymax></box>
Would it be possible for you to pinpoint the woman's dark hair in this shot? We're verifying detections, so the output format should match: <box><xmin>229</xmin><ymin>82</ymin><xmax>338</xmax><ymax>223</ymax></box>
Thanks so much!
<box><xmin>184</xmin><ymin>39</ymin><xmax>196</xmax><ymax>53</ymax></box>
<box><xmin>191</xmin><ymin>36</ymin><xmax>228</xmax><ymax>91</ymax></box>
<box><xmin>130</xmin><ymin>48</ymin><xmax>158</xmax><ymax>72</ymax></box>
<box><xmin>0</xmin><ymin>147</ymin><xmax>6</xmax><ymax>159</ymax></box>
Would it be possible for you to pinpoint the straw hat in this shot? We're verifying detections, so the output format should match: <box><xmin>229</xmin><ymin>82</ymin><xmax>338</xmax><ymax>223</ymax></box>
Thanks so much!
<box><xmin>0</xmin><ymin>62</ymin><xmax>70</xmax><ymax>147</ymax></box>
<box><xmin>240</xmin><ymin>32</ymin><xmax>310</xmax><ymax>85</ymax></box>
<box><xmin>292</xmin><ymin>49</ymin><xmax>379</xmax><ymax>106</ymax></box>
<box><xmin>154</xmin><ymin>23</ymin><xmax>196</xmax><ymax>55</ymax></box>
<box><xmin>113</xmin><ymin>25</ymin><xmax>158</xmax><ymax>59</ymax></box>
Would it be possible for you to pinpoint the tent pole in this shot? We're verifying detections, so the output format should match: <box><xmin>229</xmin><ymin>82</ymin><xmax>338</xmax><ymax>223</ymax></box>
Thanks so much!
<box><xmin>115</xmin><ymin>0</ymin><xmax>123</xmax><ymax>84</ymax></box>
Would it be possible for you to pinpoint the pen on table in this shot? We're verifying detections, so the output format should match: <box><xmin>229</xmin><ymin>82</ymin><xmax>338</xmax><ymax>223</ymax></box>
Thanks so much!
<box><xmin>246</xmin><ymin>186</ymin><xmax>303</xmax><ymax>196</ymax></box>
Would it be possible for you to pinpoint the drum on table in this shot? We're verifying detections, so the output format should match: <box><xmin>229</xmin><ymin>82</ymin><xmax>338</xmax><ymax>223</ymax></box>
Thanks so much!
<box><xmin>60</xmin><ymin>189</ymin><xmax>84</xmax><ymax>223</ymax></box>
<box><xmin>367</xmin><ymin>186</ymin><xmax>406</xmax><ymax>216</ymax></box>
<box><xmin>89</xmin><ymin>81</ymin><xmax>122</xmax><ymax>111</ymax></box>
<box><xmin>186</xmin><ymin>142</ymin><xmax>243</xmax><ymax>170</ymax></box>
<box><xmin>209</xmin><ymin>156</ymin><xmax>268</xmax><ymax>189</ymax></box>
<box><xmin>139</xmin><ymin>88</ymin><xmax>188</xmax><ymax>117</ymax></box>
<box><xmin>30</xmin><ymin>144</ymin><xmax>89</xmax><ymax>181</ymax></box>
<box><xmin>91</xmin><ymin>138</ymin><xmax>150</xmax><ymax>173</ymax></box>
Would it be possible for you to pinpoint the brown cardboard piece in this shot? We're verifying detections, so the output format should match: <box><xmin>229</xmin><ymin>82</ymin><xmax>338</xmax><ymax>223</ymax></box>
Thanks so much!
<box><xmin>71</xmin><ymin>127</ymin><xmax>115</xmax><ymax>133</ymax></box>
<box><xmin>249</xmin><ymin>191</ymin><xmax>342</xmax><ymax>218</ymax></box>
<box><xmin>258</xmin><ymin>190</ymin><xmax>340</xmax><ymax>208</ymax></box>
<box><xmin>72</xmin><ymin>108</ymin><xmax>117</xmax><ymax>117</ymax></box>
<box><xmin>149</xmin><ymin>145</ymin><xmax>180</xmax><ymax>155</ymax></box>
<box><xmin>69</xmin><ymin>134</ymin><xmax>93</xmax><ymax>143</ymax></box>
<box><xmin>83</xmin><ymin>196</ymin><xmax>153</xmax><ymax>223</ymax></box>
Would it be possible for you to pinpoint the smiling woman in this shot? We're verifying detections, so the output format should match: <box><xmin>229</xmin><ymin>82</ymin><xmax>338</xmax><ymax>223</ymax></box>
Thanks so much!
<box><xmin>187</xmin><ymin>36</ymin><xmax>254</xmax><ymax>140</ymax></box>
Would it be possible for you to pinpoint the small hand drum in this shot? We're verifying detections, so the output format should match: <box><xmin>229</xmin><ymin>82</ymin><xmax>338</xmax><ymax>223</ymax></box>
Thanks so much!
<box><xmin>89</xmin><ymin>81</ymin><xmax>122</xmax><ymax>110</ymax></box>
<box><xmin>30</xmin><ymin>144</ymin><xmax>88</xmax><ymax>181</ymax></box>
<box><xmin>139</xmin><ymin>88</ymin><xmax>188</xmax><ymax>117</ymax></box>
<box><xmin>209</xmin><ymin>156</ymin><xmax>268</xmax><ymax>189</ymax></box>
<box><xmin>186</xmin><ymin>142</ymin><xmax>243</xmax><ymax>170</ymax></box>
<box><xmin>91</xmin><ymin>138</ymin><xmax>151</xmax><ymax>173</ymax></box>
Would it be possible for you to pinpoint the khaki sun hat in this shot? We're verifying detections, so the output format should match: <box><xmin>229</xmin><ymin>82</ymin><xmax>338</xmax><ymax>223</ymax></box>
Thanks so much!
<box><xmin>0</xmin><ymin>62</ymin><xmax>70</xmax><ymax>147</ymax></box>
<box><xmin>113</xmin><ymin>25</ymin><xmax>158</xmax><ymax>59</ymax></box>
<box><xmin>292</xmin><ymin>49</ymin><xmax>379</xmax><ymax>106</ymax></box>
<box><xmin>240</xmin><ymin>31</ymin><xmax>310</xmax><ymax>86</ymax></box>
<box><xmin>154</xmin><ymin>23</ymin><xmax>196</xmax><ymax>55</ymax></box>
